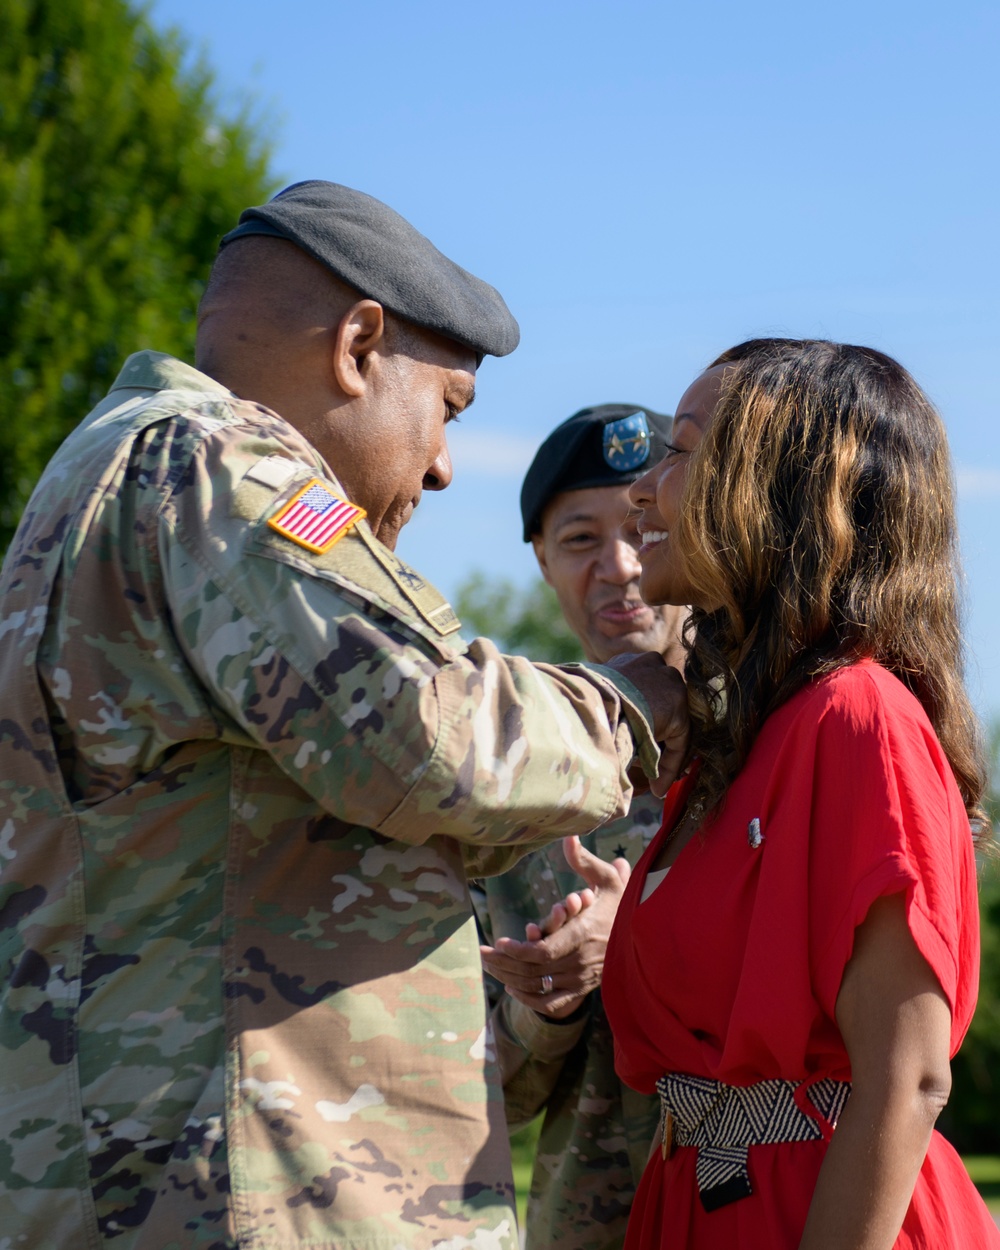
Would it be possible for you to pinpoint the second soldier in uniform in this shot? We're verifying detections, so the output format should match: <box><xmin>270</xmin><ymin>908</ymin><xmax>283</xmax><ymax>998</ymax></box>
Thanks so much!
<box><xmin>477</xmin><ymin>405</ymin><xmax>688</xmax><ymax>1250</ymax></box>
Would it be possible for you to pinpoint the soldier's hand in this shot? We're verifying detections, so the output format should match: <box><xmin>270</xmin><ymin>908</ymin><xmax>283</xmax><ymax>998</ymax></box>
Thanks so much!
<box><xmin>523</xmin><ymin>883</ymin><xmax>595</xmax><ymax>943</ymax></box>
<box><xmin>479</xmin><ymin>836</ymin><xmax>630</xmax><ymax>1019</ymax></box>
<box><xmin>603</xmin><ymin>652</ymin><xmax>688</xmax><ymax>797</ymax></box>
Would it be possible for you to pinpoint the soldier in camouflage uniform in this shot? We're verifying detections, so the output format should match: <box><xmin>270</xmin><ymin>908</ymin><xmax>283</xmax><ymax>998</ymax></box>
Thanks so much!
<box><xmin>0</xmin><ymin>184</ymin><xmax>688</xmax><ymax>1249</ymax></box>
<box><xmin>476</xmin><ymin>405</ymin><xmax>689</xmax><ymax>1250</ymax></box>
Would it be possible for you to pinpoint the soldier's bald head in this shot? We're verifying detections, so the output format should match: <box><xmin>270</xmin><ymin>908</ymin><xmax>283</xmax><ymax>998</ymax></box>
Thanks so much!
<box><xmin>196</xmin><ymin>236</ymin><xmax>424</xmax><ymax>380</ymax></box>
<box><xmin>198</xmin><ymin>237</ymin><xmax>355</xmax><ymax>367</ymax></box>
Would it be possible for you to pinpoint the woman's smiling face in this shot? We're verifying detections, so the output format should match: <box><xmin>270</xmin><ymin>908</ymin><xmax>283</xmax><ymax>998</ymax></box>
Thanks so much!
<box><xmin>628</xmin><ymin>364</ymin><xmax>729</xmax><ymax>608</ymax></box>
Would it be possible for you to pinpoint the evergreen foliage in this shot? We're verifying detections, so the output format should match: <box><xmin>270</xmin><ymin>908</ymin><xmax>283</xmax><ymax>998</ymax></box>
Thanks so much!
<box><xmin>455</xmin><ymin>571</ymin><xmax>585</xmax><ymax>663</ymax></box>
<box><xmin>944</xmin><ymin>719</ymin><xmax>1000</xmax><ymax>1151</ymax></box>
<box><xmin>0</xmin><ymin>0</ymin><xmax>276</xmax><ymax>549</ymax></box>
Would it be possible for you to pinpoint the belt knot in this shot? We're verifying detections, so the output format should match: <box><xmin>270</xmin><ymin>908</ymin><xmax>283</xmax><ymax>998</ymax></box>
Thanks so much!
<box><xmin>655</xmin><ymin>1072</ymin><xmax>851</xmax><ymax>1212</ymax></box>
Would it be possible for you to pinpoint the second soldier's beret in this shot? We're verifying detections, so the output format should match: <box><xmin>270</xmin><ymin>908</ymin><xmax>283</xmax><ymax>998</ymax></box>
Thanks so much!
<box><xmin>220</xmin><ymin>180</ymin><xmax>520</xmax><ymax>360</ymax></box>
<box><xmin>520</xmin><ymin>403</ymin><xmax>673</xmax><ymax>541</ymax></box>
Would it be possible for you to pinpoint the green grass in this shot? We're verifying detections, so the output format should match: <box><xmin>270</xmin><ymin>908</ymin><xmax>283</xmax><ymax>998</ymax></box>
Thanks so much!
<box><xmin>964</xmin><ymin>1155</ymin><xmax>1000</xmax><ymax>1213</ymax></box>
<box><xmin>510</xmin><ymin>1118</ymin><xmax>543</xmax><ymax>1229</ymax></box>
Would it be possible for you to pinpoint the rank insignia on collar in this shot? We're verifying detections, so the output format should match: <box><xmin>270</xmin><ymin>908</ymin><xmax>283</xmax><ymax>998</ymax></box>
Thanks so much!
<box><xmin>603</xmin><ymin>412</ymin><xmax>651</xmax><ymax>472</ymax></box>
<box><xmin>268</xmin><ymin>478</ymin><xmax>366</xmax><ymax>553</ymax></box>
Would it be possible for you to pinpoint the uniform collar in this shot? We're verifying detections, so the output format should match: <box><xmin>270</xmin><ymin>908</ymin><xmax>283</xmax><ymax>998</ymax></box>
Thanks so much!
<box><xmin>108</xmin><ymin>350</ymin><xmax>234</xmax><ymax>398</ymax></box>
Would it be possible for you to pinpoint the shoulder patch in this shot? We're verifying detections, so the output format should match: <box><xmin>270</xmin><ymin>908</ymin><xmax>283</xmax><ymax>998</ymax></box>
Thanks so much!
<box><xmin>250</xmin><ymin>486</ymin><xmax>462</xmax><ymax>642</ymax></box>
<box><xmin>245</xmin><ymin>455</ymin><xmax>302</xmax><ymax>490</ymax></box>
<box><xmin>267</xmin><ymin>478</ymin><xmax>366</xmax><ymax>553</ymax></box>
<box><xmin>353</xmin><ymin>527</ymin><xmax>462</xmax><ymax>635</ymax></box>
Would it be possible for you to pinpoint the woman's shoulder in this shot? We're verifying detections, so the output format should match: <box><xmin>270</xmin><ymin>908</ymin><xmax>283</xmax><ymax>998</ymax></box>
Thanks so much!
<box><xmin>783</xmin><ymin>660</ymin><xmax>929</xmax><ymax>733</ymax></box>
<box><xmin>757</xmin><ymin>664</ymin><xmax>960</xmax><ymax>849</ymax></box>
<box><xmin>760</xmin><ymin>661</ymin><xmax>942</xmax><ymax>776</ymax></box>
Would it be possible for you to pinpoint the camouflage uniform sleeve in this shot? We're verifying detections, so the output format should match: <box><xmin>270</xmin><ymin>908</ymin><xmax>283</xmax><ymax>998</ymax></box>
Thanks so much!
<box><xmin>160</xmin><ymin>418</ymin><xmax>658</xmax><ymax>851</ymax></box>
<box><xmin>491</xmin><ymin>997</ymin><xmax>591</xmax><ymax>1130</ymax></box>
<box><xmin>471</xmin><ymin>857</ymin><xmax>591</xmax><ymax>1128</ymax></box>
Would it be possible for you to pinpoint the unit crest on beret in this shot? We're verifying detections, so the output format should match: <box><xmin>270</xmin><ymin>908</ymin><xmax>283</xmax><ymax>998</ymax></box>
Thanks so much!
<box><xmin>603</xmin><ymin>412</ymin><xmax>651</xmax><ymax>472</ymax></box>
<box><xmin>519</xmin><ymin>402</ymin><xmax>673</xmax><ymax>541</ymax></box>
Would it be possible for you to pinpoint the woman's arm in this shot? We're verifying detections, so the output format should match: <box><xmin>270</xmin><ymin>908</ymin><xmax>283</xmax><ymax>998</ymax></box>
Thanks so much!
<box><xmin>798</xmin><ymin>892</ymin><xmax>953</xmax><ymax>1250</ymax></box>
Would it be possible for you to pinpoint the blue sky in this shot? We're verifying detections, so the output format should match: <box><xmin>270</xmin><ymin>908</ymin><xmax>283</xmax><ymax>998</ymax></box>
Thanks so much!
<box><xmin>150</xmin><ymin>0</ymin><xmax>1000</xmax><ymax>715</ymax></box>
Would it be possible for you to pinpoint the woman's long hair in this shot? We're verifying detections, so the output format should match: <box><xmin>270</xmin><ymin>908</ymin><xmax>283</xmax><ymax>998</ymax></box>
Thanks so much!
<box><xmin>679</xmin><ymin>338</ymin><xmax>989</xmax><ymax>838</ymax></box>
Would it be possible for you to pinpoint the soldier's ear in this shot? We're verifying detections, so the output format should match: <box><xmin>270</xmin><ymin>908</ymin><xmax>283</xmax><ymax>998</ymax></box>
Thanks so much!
<box><xmin>531</xmin><ymin>532</ymin><xmax>554</xmax><ymax>586</ymax></box>
<box><xmin>330</xmin><ymin>300</ymin><xmax>386</xmax><ymax>398</ymax></box>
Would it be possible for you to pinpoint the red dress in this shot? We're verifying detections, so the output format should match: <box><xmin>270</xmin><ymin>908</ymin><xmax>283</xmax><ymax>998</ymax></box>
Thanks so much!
<box><xmin>603</xmin><ymin>662</ymin><xmax>999</xmax><ymax>1248</ymax></box>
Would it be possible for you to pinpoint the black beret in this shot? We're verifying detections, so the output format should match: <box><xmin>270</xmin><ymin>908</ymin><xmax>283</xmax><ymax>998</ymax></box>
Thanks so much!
<box><xmin>220</xmin><ymin>180</ymin><xmax>520</xmax><ymax>360</ymax></box>
<box><xmin>520</xmin><ymin>403</ymin><xmax>673</xmax><ymax>541</ymax></box>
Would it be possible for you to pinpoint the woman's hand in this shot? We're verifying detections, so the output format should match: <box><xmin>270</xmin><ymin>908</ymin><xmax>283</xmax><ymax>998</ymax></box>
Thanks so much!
<box><xmin>798</xmin><ymin>892</ymin><xmax>952</xmax><ymax>1250</ymax></box>
<box><xmin>479</xmin><ymin>836</ymin><xmax>631</xmax><ymax>1019</ymax></box>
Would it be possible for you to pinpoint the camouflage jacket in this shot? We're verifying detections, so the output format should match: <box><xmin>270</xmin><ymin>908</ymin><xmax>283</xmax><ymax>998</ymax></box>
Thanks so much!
<box><xmin>473</xmin><ymin>795</ymin><xmax>662</xmax><ymax>1250</ymax></box>
<box><xmin>0</xmin><ymin>353</ymin><xmax>660</xmax><ymax>1250</ymax></box>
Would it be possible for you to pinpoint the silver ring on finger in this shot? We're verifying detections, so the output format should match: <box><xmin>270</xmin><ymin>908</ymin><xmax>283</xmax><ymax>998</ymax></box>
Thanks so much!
<box><xmin>541</xmin><ymin>974</ymin><xmax>554</xmax><ymax>994</ymax></box>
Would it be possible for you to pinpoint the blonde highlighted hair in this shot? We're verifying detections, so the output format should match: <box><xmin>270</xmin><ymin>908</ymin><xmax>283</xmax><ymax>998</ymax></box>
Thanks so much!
<box><xmin>679</xmin><ymin>338</ymin><xmax>988</xmax><ymax>837</ymax></box>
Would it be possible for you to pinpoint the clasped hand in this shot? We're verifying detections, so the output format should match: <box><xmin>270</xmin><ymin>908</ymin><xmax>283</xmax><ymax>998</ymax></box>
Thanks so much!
<box><xmin>479</xmin><ymin>836</ymin><xmax>630</xmax><ymax>1019</ymax></box>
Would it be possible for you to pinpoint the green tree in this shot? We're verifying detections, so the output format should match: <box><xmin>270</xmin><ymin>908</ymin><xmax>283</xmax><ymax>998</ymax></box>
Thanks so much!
<box><xmin>942</xmin><ymin>717</ymin><xmax>1000</xmax><ymax>1152</ymax></box>
<box><xmin>455</xmin><ymin>571</ymin><xmax>585</xmax><ymax>663</ymax></box>
<box><xmin>0</xmin><ymin>0</ymin><xmax>277</xmax><ymax>549</ymax></box>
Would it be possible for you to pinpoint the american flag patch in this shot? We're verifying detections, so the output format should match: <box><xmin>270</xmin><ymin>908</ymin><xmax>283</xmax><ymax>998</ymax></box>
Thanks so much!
<box><xmin>267</xmin><ymin>479</ymin><xmax>366</xmax><ymax>553</ymax></box>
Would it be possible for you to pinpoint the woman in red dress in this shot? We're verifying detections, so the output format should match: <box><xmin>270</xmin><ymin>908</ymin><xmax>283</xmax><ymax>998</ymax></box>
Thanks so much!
<box><xmin>600</xmin><ymin>339</ymin><xmax>998</xmax><ymax>1249</ymax></box>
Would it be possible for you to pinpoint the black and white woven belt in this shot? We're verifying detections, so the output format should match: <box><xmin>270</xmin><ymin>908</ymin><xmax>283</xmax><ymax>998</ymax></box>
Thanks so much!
<box><xmin>655</xmin><ymin>1072</ymin><xmax>852</xmax><ymax>1212</ymax></box>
